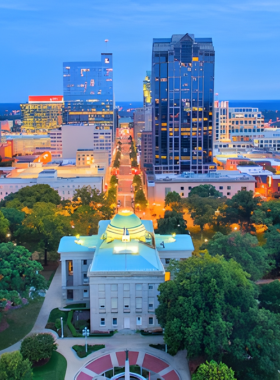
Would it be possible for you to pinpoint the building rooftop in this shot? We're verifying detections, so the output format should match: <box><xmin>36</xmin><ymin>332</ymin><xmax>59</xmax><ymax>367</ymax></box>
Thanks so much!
<box><xmin>155</xmin><ymin>234</ymin><xmax>194</xmax><ymax>251</ymax></box>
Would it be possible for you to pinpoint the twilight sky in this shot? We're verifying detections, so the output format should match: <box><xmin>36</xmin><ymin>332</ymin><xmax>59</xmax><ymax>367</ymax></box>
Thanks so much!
<box><xmin>1</xmin><ymin>0</ymin><xmax>280</xmax><ymax>102</ymax></box>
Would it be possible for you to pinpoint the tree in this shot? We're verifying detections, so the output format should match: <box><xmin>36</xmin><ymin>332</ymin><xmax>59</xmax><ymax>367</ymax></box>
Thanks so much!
<box><xmin>157</xmin><ymin>210</ymin><xmax>188</xmax><ymax>235</ymax></box>
<box><xmin>193</xmin><ymin>360</ymin><xmax>236</xmax><ymax>380</ymax></box>
<box><xmin>71</xmin><ymin>205</ymin><xmax>103</xmax><ymax>235</ymax></box>
<box><xmin>21</xmin><ymin>333</ymin><xmax>57</xmax><ymax>364</ymax></box>
<box><xmin>224</xmin><ymin>190</ymin><xmax>261</xmax><ymax>230</ymax></box>
<box><xmin>133</xmin><ymin>174</ymin><xmax>142</xmax><ymax>192</ymax></box>
<box><xmin>72</xmin><ymin>186</ymin><xmax>115</xmax><ymax>219</ymax></box>
<box><xmin>156</xmin><ymin>253</ymin><xmax>280</xmax><ymax>380</ymax></box>
<box><xmin>251</xmin><ymin>200</ymin><xmax>280</xmax><ymax>227</ymax></box>
<box><xmin>135</xmin><ymin>189</ymin><xmax>147</xmax><ymax>210</ymax></box>
<box><xmin>189</xmin><ymin>185</ymin><xmax>222</xmax><ymax>198</ymax></box>
<box><xmin>131</xmin><ymin>159</ymin><xmax>138</xmax><ymax>168</ymax></box>
<box><xmin>165</xmin><ymin>191</ymin><xmax>183</xmax><ymax>212</ymax></box>
<box><xmin>0</xmin><ymin>184</ymin><xmax>61</xmax><ymax>208</ymax></box>
<box><xmin>264</xmin><ymin>226</ymin><xmax>280</xmax><ymax>269</ymax></box>
<box><xmin>0</xmin><ymin>351</ymin><xmax>33</xmax><ymax>380</ymax></box>
<box><xmin>259</xmin><ymin>280</ymin><xmax>280</xmax><ymax>313</ymax></box>
<box><xmin>20</xmin><ymin>202</ymin><xmax>72</xmax><ymax>265</ymax></box>
<box><xmin>202</xmin><ymin>231</ymin><xmax>271</xmax><ymax>281</ymax></box>
<box><xmin>109</xmin><ymin>175</ymin><xmax>118</xmax><ymax>187</ymax></box>
<box><xmin>1</xmin><ymin>207</ymin><xmax>25</xmax><ymax>238</ymax></box>
<box><xmin>187</xmin><ymin>196</ymin><xmax>219</xmax><ymax>238</ymax></box>
<box><xmin>0</xmin><ymin>210</ymin><xmax>10</xmax><ymax>241</ymax></box>
<box><xmin>0</xmin><ymin>243</ymin><xmax>45</xmax><ymax>293</ymax></box>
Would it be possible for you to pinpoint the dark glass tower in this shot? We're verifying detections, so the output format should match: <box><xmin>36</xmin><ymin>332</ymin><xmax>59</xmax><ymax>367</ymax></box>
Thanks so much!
<box><xmin>63</xmin><ymin>53</ymin><xmax>114</xmax><ymax>130</ymax></box>
<box><xmin>152</xmin><ymin>34</ymin><xmax>215</xmax><ymax>174</ymax></box>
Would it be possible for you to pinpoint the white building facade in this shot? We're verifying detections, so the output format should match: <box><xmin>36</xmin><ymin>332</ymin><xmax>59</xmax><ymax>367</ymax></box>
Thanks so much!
<box><xmin>0</xmin><ymin>169</ymin><xmax>103</xmax><ymax>200</ymax></box>
<box><xmin>58</xmin><ymin>212</ymin><xmax>194</xmax><ymax>332</ymax></box>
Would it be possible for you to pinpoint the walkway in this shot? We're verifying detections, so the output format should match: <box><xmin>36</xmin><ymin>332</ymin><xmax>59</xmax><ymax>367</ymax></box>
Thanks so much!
<box><xmin>0</xmin><ymin>264</ymin><xmax>62</xmax><ymax>355</ymax></box>
<box><xmin>56</xmin><ymin>332</ymin><xmax>190</xmax><ymax>380</ymax></box>
<box><xmin>117</xmin><ymin>136</ymin><xmax>133</xmax><ymax>213</ymax></box>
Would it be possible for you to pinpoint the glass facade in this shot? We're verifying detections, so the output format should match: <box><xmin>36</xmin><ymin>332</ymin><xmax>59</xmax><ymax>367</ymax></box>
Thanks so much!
<box><xmin>152</xmin><ymin>33</ymin><xmax>215</xmax><ymax>174</ymax></box>
<box><xmin>20</xmin><ymin>101</ymin><xmax>63</xmax><ymax>132</ymax></box>
<box><xmin>63</xmin><ymin>53</ymin><xmax>114</xmax><ymax>129</ymax></box>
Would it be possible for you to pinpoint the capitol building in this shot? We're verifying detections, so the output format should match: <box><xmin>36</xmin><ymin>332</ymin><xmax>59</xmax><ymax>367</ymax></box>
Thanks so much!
<box><xmin>58</xmin><ymin>211</ymin><xmax>194</xmax><ymax>331</ymax></box>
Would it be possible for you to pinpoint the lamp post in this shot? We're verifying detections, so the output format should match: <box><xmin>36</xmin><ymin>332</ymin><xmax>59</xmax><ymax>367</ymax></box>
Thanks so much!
<box><xmin>82</xmin><ymin>327</ymin><xmax>89</xmax><ymax>352</ymax></box>
<box><xmin>61</xmin><ymin>317</ymin><xmax>64</xmax><ymax>338</ymax></box>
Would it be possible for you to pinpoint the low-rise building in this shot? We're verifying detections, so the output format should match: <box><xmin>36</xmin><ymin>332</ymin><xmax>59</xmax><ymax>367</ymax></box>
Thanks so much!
<box><xmin>0</xmin><ymin>169</ymin><xmax>103</xmax><ymax>200</ymax></box>
<box><xmin>58</xmin><ymin>211</ymin><xmax>194</xmax><ymax>331</ymax></box>
<box><xmin>61</xmin><ymin>124</ymin><xmax>112</xmax><ymax>163</ymax></box>
<box><xmin>76</xmin><ymin>149</ymin><xmax>109</xmax><ymax>170</ymax></box>
<box><xmin>145</xmin><ymin>171</ymin><xmax>256</xmax><ymax>203</ymax></box>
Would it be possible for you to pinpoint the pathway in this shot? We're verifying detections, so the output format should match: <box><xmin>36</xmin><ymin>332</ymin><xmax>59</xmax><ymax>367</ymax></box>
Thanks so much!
<box><xmin>56</xmin><ymin>332</ymin><xmax>190</xmax><ymax>380</ymax></box>
<box><xmin>117</xmin><ymin>136</ymin><xmax>134</xmax><ymax>213</ymax></box>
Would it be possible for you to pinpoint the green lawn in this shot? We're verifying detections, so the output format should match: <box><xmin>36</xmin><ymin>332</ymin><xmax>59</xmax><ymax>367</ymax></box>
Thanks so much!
<box><xmin>33</xmin><ymin>352</ymin><xmax>67</xmax><ymax>380</ymax></box>
<box><xmin>0</xmin><ymin>298</ymin><xmax>44</xmax><ymax>350</ymax></box>
<box><xmin>72</xmin><ymin>344</ymin><xmax>105</xmax><ymax>358</ymax></box>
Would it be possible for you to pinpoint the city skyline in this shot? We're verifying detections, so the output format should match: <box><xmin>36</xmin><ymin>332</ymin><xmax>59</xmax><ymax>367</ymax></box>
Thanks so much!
<box><xmin>1</xmin><ymin>0</ymin><xmax>280</xmax><ymax>103</ymax></box>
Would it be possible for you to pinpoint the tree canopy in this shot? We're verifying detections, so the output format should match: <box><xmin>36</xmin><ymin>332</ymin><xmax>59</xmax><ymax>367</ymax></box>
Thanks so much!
<box><xmin>0</xmin><ymin>184</ymin><xmax>61</xmax><ymax>209</ymax></box>
<box><xmin>187</xmin><ymin>196</ymin><xmax>220</xmax><ymax>233</ymax></box>
<box><xmin>193</xmin><ymin>360</ymin><xmax>236</xmax><ymax>380</ymax></box>
<box><xmin>202</xmin><ymin>231</ymin><xmax>271</xmax><ymax>280</ymax></box>
<box><xmin>156</xmin><ymin>253</ymin><xmax>280</xmax><ymax>380</ymax></box>
<box><xmin>157</xmin><ymin>210</ymin><xmax>188</xmax><ymax>235</ymax></box>
<box><xmin>0</xmin><ymin>242</ymin><xmax>45</xmax><ymax>294</ymax></box>
<box><xmin>0</xmin><ymin>351</ymin><xmax>33</xmax><ymax>380</ymax></box>
<box><xmin>1</xmin><ymin>207</ymin><xmax>25</xmax><ymax>238</ymax></box>
<box><xmin>259</xmin><ymin>280</ymin><xmax>280</xmax><ymax>313</ymax></box>
<box><xmin>165</xmin><ymin>191</ymin><xmax>183</xmax><ymax>212</ymax></box>
<box><xmin>223</xmin><ymin>190</ymin><xmax>261</xmax><ymax>230</ymax></box>
<box><xmin>251</xmin><ymin>200</ymin><xmax>280</xmax><ymax>227</ymax></box>
<box><xmin>20</xmin><ymin>202</ymin><xmax>72</xmax><ymax>265</ymax></box>
<box><xmin>135</xmin><ymin>189</ymin><xmax>147</xmax><ymax>210</ymax></box>
<box><xmin>189</xmin><ymin>185</ymin><xmax>222</xmax><ymax>198</ymax></box>
<box><xmin>0</xmin><ymin>210</ymin><xmax>10</xmax><ymax>242</ymax></box>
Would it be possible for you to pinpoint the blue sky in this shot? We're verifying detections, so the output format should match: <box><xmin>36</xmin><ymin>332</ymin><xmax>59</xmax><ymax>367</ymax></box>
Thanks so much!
<box><xmin>1</xmin><ymin>0</ymin><xmax>280</xmax><ymax>102</ymax></box>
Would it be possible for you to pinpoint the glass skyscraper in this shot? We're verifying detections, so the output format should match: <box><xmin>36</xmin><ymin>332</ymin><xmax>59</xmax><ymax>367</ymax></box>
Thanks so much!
<box><xmin>152</xmin><ymin>33</ymin><xmax>215</xmax><ymax>174</ymax></box>
<box><xmin>63</xmin><ymin>53</ymin><xmax>114</xmax><ymax>130</ymax></box>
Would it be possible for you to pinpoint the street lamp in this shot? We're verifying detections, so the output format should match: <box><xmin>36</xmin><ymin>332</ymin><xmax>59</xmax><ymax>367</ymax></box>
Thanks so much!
<box><xmin>60</xmin><ymin>317</ymin><xmax>64</xmax><ymax>338</ymax></box>
<box><xmin>82</xmin><ymin>327</ymin><xmax>90</xmax><ymax>352</ymax></box>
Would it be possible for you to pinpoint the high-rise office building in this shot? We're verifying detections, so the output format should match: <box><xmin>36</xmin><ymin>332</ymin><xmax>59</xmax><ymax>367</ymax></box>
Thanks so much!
<box><xmin>152</xmin><ymin>33</ymin><xmax>215</xmax><ymax>174</ymax></box>
<box><xmin>63</xmin><ymin>54</ymin><xmax>114</xmax><ymax>130</ymax></box>
<box><xmin>20</xmin><ymin>96</ymin><xmax>63</xmax><ymax>132</ymax></box>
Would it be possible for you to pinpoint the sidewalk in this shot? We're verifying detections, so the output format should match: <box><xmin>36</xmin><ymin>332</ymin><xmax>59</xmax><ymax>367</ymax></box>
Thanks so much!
<box><xmin>56</xmin><ymin>332</ymin><xmax>190</xmax><ymax>380</ymax></box>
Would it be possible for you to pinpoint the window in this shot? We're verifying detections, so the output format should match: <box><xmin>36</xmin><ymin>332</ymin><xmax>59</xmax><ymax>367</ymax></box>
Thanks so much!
<box><xmin>100</xmin><ymin>318</ymin><xmax>105</xmax><ymax>326</ymax></box>
<box><xmin>219</xmin><ymin>186</ymin><xmax>223</xmax><ymax>190</ymax></box>
<box><xmin>83</xmin><ymin>290</ymin><xmax>89</xmax><ymax>297</ymax></box>
<box><xmin>148</xmin><ymin>298</ymin><xmax>154</xmax><ymax>309</ymax></box>
<box><xmin>124</xmin><ymin>298</ymin><xmax>130</xmax><ymax>309</ymax></box>
<box><xmin>148</xmin><ymin>284</ymin><xmax>154</xmax><ymax>290</ymax></box>
<box><xmin>180</xmin><ymin>186</ymin><xmax>184</xmax><ymax>190</ymax></box>
<box><xmin>136</xmin><ymin>297</ymin><xmax>142</xmax><ymax>309</ymax></box>
<box><xmin>99</xmin><ymin>298</ymin><xmax>105</xmax><ymax>308</ymax></box>
<box><xmin>83</xmin><ymin>274</ymin><xmax>87</xmax><ymax>279</ymax></box>
<box><xmin>241</xmin><ymin>187</ymin><xmax>247</xmax><ymax>191</ymax></box>
<box><xmin>165</xmin><ymin>187</ymin><xmax>171</xmax><ymax>196</ymax></box>
<box><xmin>123</xmin><ymin>284</ymin><xmax>130</xmax><ymax>291</ymax></box>
<box><xmin>98</xmin><ymin>284</ymin><xmax>105</xmax><ymax>291</ymax></box>
<box><xmin>111</xmin><ymin>284</ymin><xmax>118</xmax><ymax>291</ymax></box>
<box><xmin>188</xmin><ymin>186</ymin><xmax>192</xmax><ymax>190</ymax></box>
<box><xmin>67</xmin><ymin>289</ymin><xmax>73</xmax><ymax>300</ymax></box>
<box><xmin>83</xmin><ymin>260</ymin><xmax>87</xmax><ymax>265</ymax></box>
<box><xmin>112</xmin><ymin>318</ymin><xmax>117</xmax><ymax>326</ymax></box>
<box><xmin>227</xmin><ymin>192</ymin><xmax>231</xmax><ymax>196</ymax></box>
<box><xmin>111</xmin><ymin>298</ymin><xmax>118</xmax><ymax>308</ymax></box>
<box><xmin>180</xmin><ymin>192</ymin><xmax>184</xmax><ymax>197</ymax></box>
<box><xmin>136</xmin><ymin>317</ymin><xmax>142</xmax><ymax>326</ymax></box>
<box><xmin>135</xmin><ymin>284</ymin><xmax>142</xmax><ymax>291</ymax></box>
<box><xmin>227</xmin><ymin>186</ymin><xmax>231</xmax><ymax>190</ymax></box>
<box><xmin>165</xmin><ymin>258</ymin><xmax>170</xmax><ymax>264</ymax></box>
<box><xmin>149</xmin><ymin>317</ymin><xmax>154</xmax><ymax>325</ymax></box>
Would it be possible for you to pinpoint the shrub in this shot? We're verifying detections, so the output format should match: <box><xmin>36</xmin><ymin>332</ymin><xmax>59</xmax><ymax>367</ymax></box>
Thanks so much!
<box><xmin>74</xmin><ymin>320</ymin><xmax>89</xmax><ymax>331</ymax></box>
<box><xmin>67</xmin><ymin>310</ymin><xmax>82</xmax><ymax>337</ymax></box>
<box><xmin>20</xmin><ymin>333</ymin><xmax>57</xmax><ymax>364</ymax></box>
<box><xmin>0</xmin><ymin>351</ymin><xmax>33</xmax><ymax>380</ymax></box>
<box><xmin>55</xmin><ymin>318</ymin><xmax>62</xmax><ymax>330</ymax></box>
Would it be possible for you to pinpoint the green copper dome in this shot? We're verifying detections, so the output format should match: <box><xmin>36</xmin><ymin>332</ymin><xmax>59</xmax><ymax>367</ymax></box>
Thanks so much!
<box><xmin>110</xmin><ymin>213</ymin><xmax>142</xmax><ymax>229</ymax></box>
